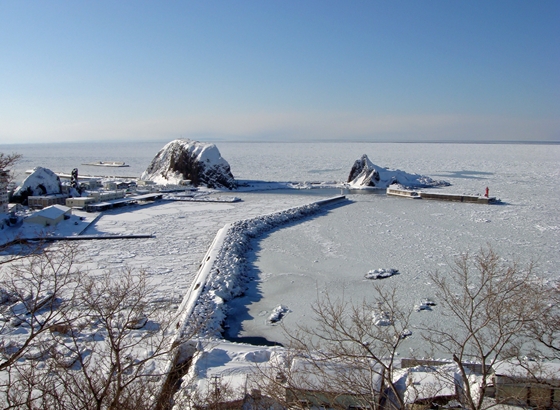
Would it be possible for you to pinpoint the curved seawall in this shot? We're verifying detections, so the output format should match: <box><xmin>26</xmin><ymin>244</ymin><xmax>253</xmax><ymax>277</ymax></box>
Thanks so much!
<box><xmin>157</xmin><ymin>195</ymin><xmax>347</xmax><ymax>403</ymax></box>
<box><xmin>175</xmin><ymin>194</ymin><xmax>347</xmax><ymax>339</ymax></box>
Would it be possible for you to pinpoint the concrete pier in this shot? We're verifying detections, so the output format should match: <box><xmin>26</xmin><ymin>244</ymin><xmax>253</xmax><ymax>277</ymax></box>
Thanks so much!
<box><xmin>39</xmin><ymin>234</ymin><xmax>154</xmax><ymax>242</ymax></box>
<box><xmin>387</xmin><ymin>187</ymin><xmax>497</xmax><ymax>204</ymax></box>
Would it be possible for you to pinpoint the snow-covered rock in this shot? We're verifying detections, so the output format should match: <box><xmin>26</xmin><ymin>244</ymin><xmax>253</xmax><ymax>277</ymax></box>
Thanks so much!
<box><xmin>141</xmin><ymin>139</ymin><xmax>236</xmax><ymax>189</ymax></box>
<box><xmin>347</xmin><ymin>154</ymin><xmax>450</xmax><ymax>189</ymax></box>
<box><xmin>12</xmin><ymin>167</ymin><xmax>62</xmax><ymax>203</ymax></box>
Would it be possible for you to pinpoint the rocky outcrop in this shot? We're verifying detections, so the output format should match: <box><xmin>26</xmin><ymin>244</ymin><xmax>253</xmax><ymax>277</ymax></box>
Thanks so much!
<box><xmin>12</xmin><ymin>167</ymin><xmax>62</xmax><ymax>204</ymax></box>
<box><xmin>141</xmin><ymin>139</ymin><xmax>237</xmax><ymax>189</ymax></box>
<box><xmin>348</xmin><ymin>155</ymin><xmax>382</xmax><ymax>187</ymax></box>
<box><xmin>347</xmin><ymin>155</ymin><xmax>450</xmax><ymax>189</ymax></box>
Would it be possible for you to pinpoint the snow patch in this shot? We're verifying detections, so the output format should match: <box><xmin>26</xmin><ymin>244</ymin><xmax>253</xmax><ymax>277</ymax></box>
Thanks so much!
<box><xmin>372</xmin><ymin>309</ymin><xmax>393</xmax><ymax>326</ymax></box>
<box><xmin>415</xmin><ymin>299</ymin><xmax>437</xmax><ymax>312</ymax></box>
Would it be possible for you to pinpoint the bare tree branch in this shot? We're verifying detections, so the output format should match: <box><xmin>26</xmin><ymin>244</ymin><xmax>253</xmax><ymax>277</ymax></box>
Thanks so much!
<box><xmin>0</xmin><ymin>152</ymin><xmax>22</xmax><ymax>172</ymax></box>
<box><xmin>421</xmin><ymin>247</ymin><xmax>539</xmax><ymax>410</ymax></box>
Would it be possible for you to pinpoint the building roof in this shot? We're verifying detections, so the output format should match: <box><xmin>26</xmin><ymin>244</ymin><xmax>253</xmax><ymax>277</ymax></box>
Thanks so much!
<box><xmin>288</xmin><ymin>357</ymin><xmax>384</xmax><ymax>394</ymax></box>
<box><xmin>493</xmin><ymin>360</ymin><xmax>560</xmax><ymax>386</ymax></box>
<box><xmin>403</xmin><ymin>367</ymin><xmax>457</xmax><ymax>404</ymax></box>
<box><xmin>34</xmin><ymin>204</ymin><xmax>71</xmax><ymax>220</ymax></box>
<box><xmin>29</xmin><ymin>194</ymin><xmax>67</xmax><ymax>199</ymax></box>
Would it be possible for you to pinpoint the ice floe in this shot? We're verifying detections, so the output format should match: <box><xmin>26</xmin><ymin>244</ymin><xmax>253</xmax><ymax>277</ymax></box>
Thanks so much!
<box><xmin>365</xmin><ymin>268</ymin><xmax>399</xmax><ymax>280</ymax></box>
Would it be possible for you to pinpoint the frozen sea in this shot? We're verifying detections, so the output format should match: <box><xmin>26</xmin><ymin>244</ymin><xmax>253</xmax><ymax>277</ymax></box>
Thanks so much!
<box><xmin>2</xmin><ymin>141</ymin><xmax>559</xmax><ymax>349</ymax></box>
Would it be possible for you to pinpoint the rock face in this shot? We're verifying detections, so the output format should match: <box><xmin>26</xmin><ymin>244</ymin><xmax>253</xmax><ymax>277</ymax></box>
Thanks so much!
<box><xmin>141</xmin><ymin>139</ymin><xmax>237</xmax><ymax>189</ymax></box>
<box><xmin>347</xmin><ymin>154</ymin><xmax>449</xmax><ymax>189</ymax></box>
<box><xmin>12</xmin><ymin>167</ymin><xmax>62</xmax><ymax>204</ymax></box>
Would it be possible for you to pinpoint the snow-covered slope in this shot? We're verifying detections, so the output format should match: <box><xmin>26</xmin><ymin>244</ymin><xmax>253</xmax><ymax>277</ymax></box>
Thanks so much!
<box><xmin>347</xmin><ymin>154</ymin><xmax>450</xmax><ymax>189</ymax></box>
<box><xmin>141</xmin><ymin>139</ymin><xmax>236</xmax><ymax>189</ymax></box>
<box><xmin>12</xmin><ymin>167</ymin><xmax>62</xmax><ymax>203</ymax></box>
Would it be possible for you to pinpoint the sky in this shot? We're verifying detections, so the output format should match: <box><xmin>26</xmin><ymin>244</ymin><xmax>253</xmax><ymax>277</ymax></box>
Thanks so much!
<box><xmin>1</xmin><ymin>1</ymin><xmax>559</xmax><ymax>144</ymax></box>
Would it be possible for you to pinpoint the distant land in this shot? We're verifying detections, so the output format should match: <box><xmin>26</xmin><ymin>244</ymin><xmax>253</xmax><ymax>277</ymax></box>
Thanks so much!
<box><xmin>1</xmin><ymin>138</ymin><xmax>559</xmax><ymax>148</ymax></box>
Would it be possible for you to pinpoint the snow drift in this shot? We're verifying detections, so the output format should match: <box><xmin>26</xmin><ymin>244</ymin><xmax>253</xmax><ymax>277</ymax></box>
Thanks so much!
<box><xmin>347</xmin><ymin>154</ymin><xmax>450</xmax><ymax>189</ymax></box>
<box><xmin>140</xmin><ymin>139</ymin><xmax>236</xmax><ymax>189</ymax></box>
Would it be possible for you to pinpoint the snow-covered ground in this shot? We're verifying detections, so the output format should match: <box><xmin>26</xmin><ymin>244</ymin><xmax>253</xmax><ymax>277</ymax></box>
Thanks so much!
<box><xmin>66</xmin><ymin>193</ymin><xmax>325</xmax><ymax>308</ymax></box>
<box><xmin>3</xmin><ymin>142</ymin><xmax>559</xmax><ymax>342</ymax></box>
<box><xmin>1</xmin><ymin>141</ymin><xmax>559</xmax><ymax>403</ymax></box>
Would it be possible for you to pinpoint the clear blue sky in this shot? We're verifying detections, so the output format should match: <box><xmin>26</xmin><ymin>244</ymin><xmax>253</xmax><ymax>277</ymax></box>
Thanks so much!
<box><xmin>1</xmin><ymin>1</ymin><xmax>558</xmax><ymax>143</ymax></box>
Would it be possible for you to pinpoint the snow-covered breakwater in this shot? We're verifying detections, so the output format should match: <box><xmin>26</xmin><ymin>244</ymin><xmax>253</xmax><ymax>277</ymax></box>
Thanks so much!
<box><xmin>156</xmin><ymin>195</ymin><xmax>346</xmax><ymax>399</ymax></box>
<box><xmin>174</xmin><ymin>195</ymin><xmax>347</xmax><ymax>340</ymax></box>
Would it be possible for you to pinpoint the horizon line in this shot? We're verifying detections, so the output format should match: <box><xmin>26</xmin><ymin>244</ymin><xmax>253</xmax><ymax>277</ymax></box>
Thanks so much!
<box><xmin>1</xmin><ymin>139</ymin><xmax>559</xmax><ymax>146</ymax></box>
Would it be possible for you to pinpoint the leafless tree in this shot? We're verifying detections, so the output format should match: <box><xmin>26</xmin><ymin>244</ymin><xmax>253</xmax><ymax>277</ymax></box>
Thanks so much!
<box><xmin>0</xmin><ymin>152</ymin><xmax>22</xmax><ymax>173</ymax></box>
<box><xmin>524</xmin><ymin>280</ymin><xmax>560</xmax><ymax>361</ymax></box>
<box><xmin>0</xmin><ymin>244</ymin><xmax>82</xmax><ymax>372</ymax></box>
<box><xmin>252</xmin><ymin>285</ymin><xmax>414</xmax><ymax>410</ymax></box>
<box><xmin>36</xmin><ymin>268</ymin><xmax>183</xmax><ymax>410</ymax></box>
<box><xmin>183</xmin><ymin>374</ymin><xmax>240</xmax><ymax>410</ymax></box>
<box><xmin>0</xmin><ymin>152</ymin><xmax>22</xmax><ymax>194</ymax></box>
<box><xmin>492</xmin><ymin>279</ymin><xmax>560</xmax><ymax>408</ymax></box>
<box><xmin>250</xmin><ymin>248</ymin><xmax>554</xmax><ymax>410</ymax></box>
<box><xmin>0</xmin><ymin>245</ymin><xmax>193</xmax><ymax>410</ymax></box>
<box><xmin>421</xmin><ymin>247</ymin><xmax>540</xmax><ymax>410</ymax></box>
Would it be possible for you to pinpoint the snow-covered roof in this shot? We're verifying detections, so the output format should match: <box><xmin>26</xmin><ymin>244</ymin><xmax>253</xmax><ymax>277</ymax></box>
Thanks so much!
<box><xmin>33</xmin><ymin>204</ymin><xmax>71</xmax><ymax>220</ymax></box>
<box><xmin>289</xmin><ymin>357</ymin><xmax>384</xmax><ymax>394</ymax></box>
<box><xmin>493</xmin><ymin>360</ymin><xmax>560</xmax><ymax>383</ymax></box>
<box><xmin>186</xmin><ymin>341</ymin><xmax>281</xmax><ymax>402</ymax></box>
<box><xmin>403</xmin><ymin>366</ymin><xmax>458</xmax><ymax>404</ymax></box>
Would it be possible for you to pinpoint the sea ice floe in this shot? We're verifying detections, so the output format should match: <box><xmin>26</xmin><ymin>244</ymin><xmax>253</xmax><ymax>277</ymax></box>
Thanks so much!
<box><xmin>364</xmin><ymin>268</ymin><xmax>399</xmax><ymax>280</ymax></box>
<box><xmin>268</xmin><ymin>305</ymin><xmax>290</xmax><ymax>324</ymax></box>
<box><xmin>147</xmin><ymin>268</ymin><xmax>173</xmax><ymax>275</ymax></box>
<box><xmin>415</xmin><ymin>298</ymin><xmax>437</xmax><ymax>312</ymax></box>
<box><xmin>400</xmin><ymin>329</ymin><xmax>412</xmax><ymax>339</ymax></box>
<box><xmin>372</xmin><ymin>310</ymin><xmax>393</xmax><ymax>326</ymax></box>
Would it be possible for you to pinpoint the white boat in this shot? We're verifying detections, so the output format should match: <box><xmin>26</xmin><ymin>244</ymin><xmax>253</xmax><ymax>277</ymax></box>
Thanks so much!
<box><xmin>82</xmin><ymin>161</ymin><xmax>130</xmax><ymax>168</ymax></box>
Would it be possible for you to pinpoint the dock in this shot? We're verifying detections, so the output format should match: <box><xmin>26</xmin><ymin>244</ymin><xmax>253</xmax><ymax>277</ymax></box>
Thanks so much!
<box><xmin>387</xmin><ymin>187</ymin><xmax>498</xmax><ymax>204</ymax></box>
<box><xmin>45</xmin><ymin>234</ymin><xmax>155</xmax><ymax>241</ymax></box>
<box><xmin>85</xmin><ymin>193</ymin><xmax>163</xmax><ymax>212</ymax></box>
